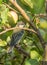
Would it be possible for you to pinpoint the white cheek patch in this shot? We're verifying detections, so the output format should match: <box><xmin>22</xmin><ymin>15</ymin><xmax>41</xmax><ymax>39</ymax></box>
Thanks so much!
<box><xmin>19</xmin><ymin>25</ymin><xmax>24</xmax><ymax>28</ymax></box>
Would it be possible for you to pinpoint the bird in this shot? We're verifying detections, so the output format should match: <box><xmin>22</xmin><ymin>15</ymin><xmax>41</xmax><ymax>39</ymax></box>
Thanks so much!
<box><xmin>7</xmin><ymin>21</ymin><xmax>25</xmax><ymax>53</ymax></box>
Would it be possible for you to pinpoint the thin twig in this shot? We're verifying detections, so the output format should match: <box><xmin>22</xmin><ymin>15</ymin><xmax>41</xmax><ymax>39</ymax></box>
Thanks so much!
<box><xmin>35</xmin><ymin>13</ymin><xmax>47</xmax><ymax>17</ymax></box>
<box><xmin>0</xmin><ymin>27</ymin><xmax>36</xmax><ymax>35</ymax></box>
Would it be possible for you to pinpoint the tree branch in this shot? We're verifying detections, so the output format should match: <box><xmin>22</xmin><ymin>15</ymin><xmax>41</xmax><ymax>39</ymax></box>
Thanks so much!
<box><xmin>0</xmin><ymin>27</ymin><xmax>36</xmax><ymax>35</ymax></box>
<box><xmin>35</xmin><ymin>13</ymin><xmax>47</xmax><ymax>17</ymax></box>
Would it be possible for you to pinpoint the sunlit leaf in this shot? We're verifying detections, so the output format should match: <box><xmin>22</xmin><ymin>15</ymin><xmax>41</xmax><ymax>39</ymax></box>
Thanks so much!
<box><xmin>30</xmin><ymin>50</ymin><xmax>40</xmax><ymax>60</ymax></box>
<box><xmin>0</xmin><ymin>4</ymin><xmax>9</xmax><ymax>24</ymax></box>
<box><xmin>40</xmin><ymin>21</ymin><xmax>47</xmax><ymax>29</ymax></box>
<box><xmin>0</xmin><ymin>40</ymin><xmax>7</xmax><ymax>46</ymax></box>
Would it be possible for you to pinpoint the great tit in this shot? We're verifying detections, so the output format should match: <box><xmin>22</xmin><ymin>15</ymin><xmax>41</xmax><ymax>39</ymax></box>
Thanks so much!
<box><xmin>7</xmin><ymin>21</ymin><xmax>25</xmax><ymax>53</ymax></box>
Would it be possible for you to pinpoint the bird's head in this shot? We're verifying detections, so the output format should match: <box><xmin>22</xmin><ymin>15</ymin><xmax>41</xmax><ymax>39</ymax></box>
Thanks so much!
<box><xmin>16</xmin><ymin>21</ymin><xmax>25</xmax><ymax>28</ymax></box>
<box><xmin>13</xmin><ymin>22</ymin><xmax>25</xmax><ymax>33</ymax></box>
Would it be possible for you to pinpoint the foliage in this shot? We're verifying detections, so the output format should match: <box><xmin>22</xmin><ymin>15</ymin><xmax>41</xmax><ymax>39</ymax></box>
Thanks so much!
<box><xmin>0</xmin><ymin>0</ymin><xmax>47</xmax><ymax>65</ymax></box>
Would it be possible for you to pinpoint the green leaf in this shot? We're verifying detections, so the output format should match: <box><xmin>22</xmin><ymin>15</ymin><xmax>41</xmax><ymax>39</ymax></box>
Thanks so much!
<box><xmin>25</xmin><ymin>59</ymin><xmax>39</xmax><ymax>65</ymax></box>
<box><xmin>3</xmin><ymin>0</ymin><xmax>8</xmax><ymax>3</ymax></box>
<box><xmin>30</xmin><ymin>50</ymin><xmax>41</xmax><ymax>60</ymax></box>
<box><xmin>0</xmin><ymin>0</ymin><xmax>2</xmax><ymax>4</ymax></box>
<box><xmin>0</xmin><ymin>40</ymin><xmax>7</xmax><ymax>46</ymax></box>
<box><xmin>31</xmin><ymin>0</ymin><xmax>45</xmax><ymax>13</ymax></box>
<box><xmin>21</xmin><ymin>0</ymin><xmax>33</xmax><ymax>8</ymax></box>
<box><xmin>0</xmin><ymin>4</ymin><xmax>9</xmax><ymax>24</ymax></box>
<box><xmin>21</xmin><ymin>0</ymin><xmax>45</xmax><ymax>14</ymax></box>
<box><xmin>40</xmin><ymin>21</ymin><xmax>47</xmax><ymax>29</ymax></box>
